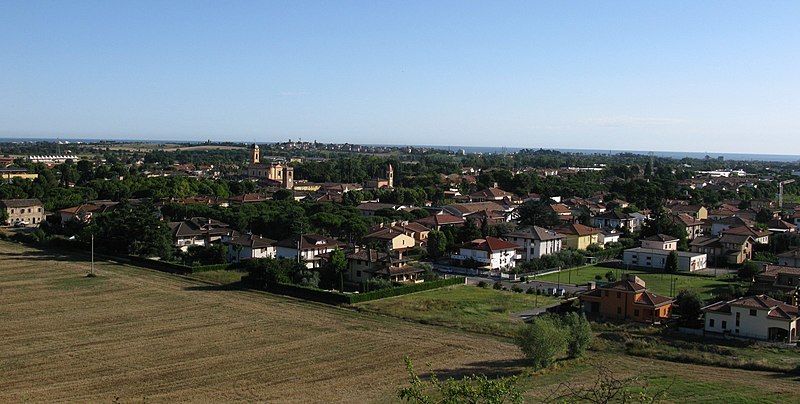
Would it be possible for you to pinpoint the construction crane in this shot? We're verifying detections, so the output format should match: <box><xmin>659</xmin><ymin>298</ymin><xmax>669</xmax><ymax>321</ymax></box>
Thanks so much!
<box><xmin>779</xmin><ymin>179</ymin><xmax>795</xmax><ymax>209</ymax></box>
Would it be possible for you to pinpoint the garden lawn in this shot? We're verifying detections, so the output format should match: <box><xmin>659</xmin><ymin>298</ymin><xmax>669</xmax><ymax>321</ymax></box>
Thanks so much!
<box><xmin>189</xmin><ymin>269</ymin><xmax>245</xmax><ymax>284</ymax></box>
<box><xmin>532</xmin><ymin>265</ymin><xmax>745</xmax><ymax>299</ymax></box>
<box><xmin>356</xmin><ymin>285</ymin><xmax>561</xmax><ymax>337</ymax></box>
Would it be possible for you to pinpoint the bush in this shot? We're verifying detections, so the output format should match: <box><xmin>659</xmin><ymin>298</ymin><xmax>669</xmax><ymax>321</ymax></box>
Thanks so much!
<box><xmin>562</xmin><ymin>312</ymin><xmax>592</xmax><ymax>358</ymax></box>
<box><xmin>516</xmin><ymin>315</ymin><xmax>567</xmax><ymax>369</ymax></box>
<box><xmin>675</xmin><ymin>289</ymin><xmax>703</xmax><ymax>324</ymax></box>
<box><xmin>526</xmin><ymin>288</ymin><xmax>535</xmax><ymax>295</ymax></box>
<box><xmin>477</xmin><ymin>280</ymin><xmax>489</xmax><ymax>288</ymax></box>
<box><xmin>493</xmin><ymin>281</ymin><xmax>503</xmax><ymax>290</ymax></box>
<box><xmin>511</xmin><ymin>285</ymin><xmax>524</xmax><ymax>293</ymax></box>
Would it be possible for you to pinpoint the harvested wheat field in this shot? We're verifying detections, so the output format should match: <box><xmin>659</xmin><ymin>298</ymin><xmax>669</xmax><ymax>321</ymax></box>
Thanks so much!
<box><xmin>0</xmin><ymin>241</ymin><xmax>521</xmax><ymax>403</ymax></box>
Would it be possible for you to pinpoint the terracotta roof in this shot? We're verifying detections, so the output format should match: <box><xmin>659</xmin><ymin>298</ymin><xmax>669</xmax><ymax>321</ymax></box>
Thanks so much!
<box><xmin>595</xmin><ymin>210</ymin><xmax>632</xmax><ymax>220</ymax></box>
<box><xmin>672</xmin><ymin>213</ymin><xmax>703</xmax><ymax>227</ymax></box>
<box><xmin>446</xmin><ymin>201</ymin><xmax>509</xmax><ymax>216</ymax></box>
<box><xmin>703</xmin><ymin>295</ymin><xmax>800</xmax><ymax>320</ymax></box>
<box><xmin>364</xmin><ymin>227</ymin><xmax>413</xmax><ymax>241</ymax></box>
<box><xmin>462</xmin><ymin>236</ymin><xmax>518</xmax><ymax>253</ymax></box>
<box><xmin>554</xmin><ymin>223</ymin><xmax>601</xmax><ymax>237</ymax></box>
<box><xmin>713</xmin><ymin>216</ymin><xmax>754</xmax><ymax>227</ymax></box>
<box><xmin>634</xmin><ymin>291</ymin><xmax>673</xmax><ymax>307</ymax></box>
<box><xmin>356</xmin><ymin>202</ymin><xmax>398</xmax><ymax>212</ymax></box>
<box><xmin>767</xmin><ymin>219</ymin><xmax>797</xmax><ymax>231</ymax></box>
<box><xmin>469</xmin><ymin>187</ymin><xmax>512</xmax><ymax>199</ymax></box>
<box><xmin>722</xmin><ymin>225</ymin><xmax>771</xmax><ymax>238</ymax></box>
<box><xmin>549</xmin><ymin>203</ymin><xmax>573</xmax><ymax>214</ymax></box>
<box><xmin>415</xmin><ymin>213</ymin><xmax>465</xmax><ymax>227</ymax></box>
<box><xmin>601</xmin><ymin>277</ymin><xmax>648</xmax><ymax>293</ymax></box>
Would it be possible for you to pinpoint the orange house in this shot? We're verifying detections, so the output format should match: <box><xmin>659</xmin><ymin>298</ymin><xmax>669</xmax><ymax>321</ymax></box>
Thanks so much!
<box><xmin>579</xmin><ymin>275</ymin><xmax>673</xmax><ymax>324</ymax></box>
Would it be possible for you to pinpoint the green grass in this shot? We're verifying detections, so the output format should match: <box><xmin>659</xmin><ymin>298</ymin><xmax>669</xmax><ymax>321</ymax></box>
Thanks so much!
<box><xmin>356</xmin><ymin>285</ymin><xmax>561</xmax><ymax>337</ymax></box>
<box><xmin>189</xmin><ymin>269</ymin><xmax>245</xmax><ymax>284</ymax></box>
<box><xmin>531</xmin><ymin>265</ymin><xmax>745</xmax><ymax>298</ymax></box>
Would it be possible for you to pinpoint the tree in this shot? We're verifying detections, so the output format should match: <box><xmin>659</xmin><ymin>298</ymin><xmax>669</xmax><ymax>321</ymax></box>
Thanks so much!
<box><xmin>738</xmin><ymin>260</ymin><xmax>761</xmax><ymax>282</ymax></box>
<box><xmin>397</xmin><ymin>357</ymin><xmax>523</xmax><ymax>404</ymax></box>
<box><xmin>0</xmin><ymin>208</ymin><xmax>8</xmax><ymax>224</ymax></box>
<box><xmin>675</xmin><ymin>289</ymin><xmax>703</xmax><ymax>325</ymax></box>
<box><xmin>755</xmin><ymin>208</ymin><xmax>773</xmax><ymax>224</ymax></box>
<box><xmin>545</xmin><ymin>361</ymin><xmax>671</xmax><ymax>403</ymax></box>
<box><xmin>89</xmin><ymin>202</ymin><xmax>173</xmax><ymax>259</ymax></box>
<box><xmin>516</xmin><ymin>315</ymin><xmax>567</xmax><ymax>369</ymax></box>
<box><xmin>427</xmin><ymin>230</ymin><xmax>448</xmax><ymax>260</ymax></box>
<box><xmin>273</xmin><ymin>189</ymin><xmax>293</xmax><ymax>201</ymax></box>
<box><xmin>664</xmin><ymin>251</ymin><xmax>678</xmax><ymax>274</ymax></box>
<box><xmin>517</xmin><ymin>200</ymin><xmax>561</xmax><ymax>228</ymax></box>
<box><xmin>329</xmin><ymin>248</ymin><xmax>347</xmax><ymax>292</ymax></box>
<box><xmin>562</xmin><ymin>312</ymin><xmax>593</xmax><ymax>358</ymax></box>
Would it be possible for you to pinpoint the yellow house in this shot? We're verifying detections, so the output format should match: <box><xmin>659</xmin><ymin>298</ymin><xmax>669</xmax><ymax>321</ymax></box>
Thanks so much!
<box><xmin>553</xmin><ymin>223</ymin><xmax>602</xmax><ymax>250</ymax></box>
<box><xmin>363</xmin><ymin>227</ymin><xmax>416</xmax><ymax>252</ymax></box>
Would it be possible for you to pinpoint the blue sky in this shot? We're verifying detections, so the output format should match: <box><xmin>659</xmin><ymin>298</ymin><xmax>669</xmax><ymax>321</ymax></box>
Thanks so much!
<box><xmin>1</xmin><ymin>1</ymin><xmax>798</xmax><ymax>153</ymax></box>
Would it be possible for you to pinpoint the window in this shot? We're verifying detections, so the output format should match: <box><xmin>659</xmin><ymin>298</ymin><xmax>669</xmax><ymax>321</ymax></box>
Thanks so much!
<box><xmin>634</xmin><ymin>309</ymin><xmax>639</xmax><ymax>316</ymax></box>
<box><xmin>356</xmin><ymin>270</ymin><xmax>361</xmax><ymax>277</ymax></box>
<box><xmin>749</xmin><ymin>309</ymin><xmax>757</xmax><ymax>316</ymax></box>
<box><xmin>709</xmin><ymin>319</ymin><xmax>715</xmax><ymax>327</ymax></box>
<box><xmin>617</xmin><ymin>307</ymin><xmax>622</xmax><ymax>314</ymax></box>
<box><xmin>722</xmin><ymin>320</ymin><xmax>727</xmax><ymax>329</ymax></box>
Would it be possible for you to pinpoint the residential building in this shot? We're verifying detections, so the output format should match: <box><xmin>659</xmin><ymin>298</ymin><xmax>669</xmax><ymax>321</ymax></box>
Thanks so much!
<box><xmin>766</xmin><ymin>219</ymin><xmax>797</xmax><ymax>234</ymax></box>
<box><xmin>504</xmin><ymin>226</ymin><xmax>564</xmax><ymax>261</ymax></box>
<box><xmin>58</xmin><ymin>200</ymin><xmax>118</xmax><ymax>223</ymax></box>
<box><xmin>167</xmin><ymin>217</ymin><xmax>231</xmax><ymax>251</ymax></box>
<box><xmin>0</xmin><ymin>168</ymin><xmax>38</xmax><ymax>182</ymax></box>
<box><xmin>346</xmin><ymin>249</ymin><xmax>423</xmax><ymax>284</ymax></box>
<box><xmin>708</xmin><ymin>216</ymin><xmax>754</xmax><ymax>236</ymax></box>
<box><xmin>415</xmin><ymin>213</ymin><xmax>465</xmax><ymax>230</ymax></box>
<box><xmin>623</xmin><ymin>248</ymin><xmax>707</xmax><ymax>272</ymax></box>
<box><xmin>275</xmin><ymin>234</ymin><xmax>345</xmax><ymax>269</ymax></box>
<box><xmin>671</xmin><ymin>213</ymin><xmax>704</xmax><ymax>240</ymax></box>
<box><xmin>0</xmin><ymin>199</ymin><xmax>45</xmax><ymax>226</ymax></box>
<box><xmin>363</xmin><ymin>226</ymin><xmax>416</xmax><ymax>252</ymax></box>
<box><xmin>578</xmin><ymin>275</ymin><xmax>673</xmax><ymax>324</ymax></box>
<box><xmin>364</xmin><ymin>164</ymin><xmax>394</xmax><ymax>189</ymax></box>
<box><xmin>778</xmin><ymin>249</ymin><xmax>800</xmax><ymax>267</ymax></box>
<box><xmin>552</xmin><ymin>223</ymin><xmax>602</xmax><ymax>250</ymax></box>
<box><xmin>356</xmin><ymin>202</ymin><xmax>401</xmax><ymax>217</ymax></box>
<box><xmin>690</xmin><ymin>234</ymin><xmax>754</xmax><ymax>266</ymax></box>
<box><xmin>641</xmin><ymin>234</ymin><xmax>679</xmax><ymax>251</ymax></box>
<box><xmin>722</xmin><ymin>225</ymin><xmax>771</xmax><ymax>245</ymax></box>
<box><xmin>667</xmin><ymin>204</ymin><xmax>708</xmax><ymax>220</ymax></box>
<box><xmin>468</xmin><ymin>187</ymin><xmax>513</xmax><ymax>202</ymax></box>
<box><xmin>599</xmin><ymin>230</ymin><xmax>620</xmax><ymax>246</ymax></box>
<box><xmin>441</xmin><ymin>201</ymin><xmax>514</xmax><ymax>222</ymax></box>
<box><xmin>451</xmin><ymin>237</ymin><xmax>519</xmax><ymax>271</ymax></box>
<box><xmin>592</xmin><ymin>210</ymin><xmax>635</xmax><ymax>231</ymax></box>
<box><xmin>223</xmin><ymin>232</ymin><xmax>277</xmax><ymax>263</ymax></box>
<box><xmin>702</xmin><ymin>295</ymin><xmax>799</xmax><ymax>342</ymax></box>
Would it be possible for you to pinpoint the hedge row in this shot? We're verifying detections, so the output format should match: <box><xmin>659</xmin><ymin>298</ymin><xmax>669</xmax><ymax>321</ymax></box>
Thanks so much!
<box><xmin>243</xmin><ymin>275</ymin><xmax>466</xmax><ymax>304</ymax></box>
<box><xmin>592</xmin><ymin>246</ymin><xmax>624</xmax><ymax>261</ymax></box>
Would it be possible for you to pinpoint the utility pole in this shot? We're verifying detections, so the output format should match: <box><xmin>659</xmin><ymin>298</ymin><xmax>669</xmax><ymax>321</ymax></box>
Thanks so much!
<box><xmin>90</xmin><ymin>234</ymin><xmax>95</xmax><ymax>276</ymax></box>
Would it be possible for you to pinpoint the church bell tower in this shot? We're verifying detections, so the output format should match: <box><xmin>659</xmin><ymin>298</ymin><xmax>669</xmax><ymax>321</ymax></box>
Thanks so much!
<box><xmin>250</xmin><ymin>143</ymin><xmax>260</xmax><ymax>165</ymax></box>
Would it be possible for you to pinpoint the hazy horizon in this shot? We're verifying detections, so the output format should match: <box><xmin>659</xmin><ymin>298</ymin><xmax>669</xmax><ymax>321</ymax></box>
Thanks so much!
<box><xmin>2</xmin><ymin>1</ymin><xmax>799</xmax><ymax>154</ymax></box>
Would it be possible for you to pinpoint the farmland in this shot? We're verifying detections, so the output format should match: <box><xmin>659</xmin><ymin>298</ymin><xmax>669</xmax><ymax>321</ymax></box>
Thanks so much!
<box><xmin>0</xmin><ymin>241</ymin><xmax>521</xmax><ymax>402</ymax></box>
<box><xmin>2</xmin><ymin>240</ymin><xmax>799</xmax><ymax>403</ymax></box>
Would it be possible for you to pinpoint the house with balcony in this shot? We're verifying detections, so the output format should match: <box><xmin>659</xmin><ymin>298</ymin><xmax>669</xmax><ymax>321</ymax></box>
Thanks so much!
<box><xmin>671</xmin><ymin>213</ymin><xmax>704</xmax><ymax>240</ymax></box>
<box><xmin>750</xmin><ymin>265</ymin><xmax>800</xmax><ymax>305</ymax></box>
<box><xmin>451</xmin><ymin>236</ymin><xmax>519</xmax><ymax>271</ymax></box>
<box><xmin>415</xmin><ymin>213</ymin><xmax>465</xmax><ymax>230</ymax></box>
<box><xmin>578</xmin><ymin>275</ymin><xmax>673</xmax><ymax>324</ymax></box>
<box><xmin>363</xmin><ymin>226</ymin><xmax>416</xmax><ymax>252</ymax></box>
<box><xmin>346</xmin><ymin>249</ymin><xmax>423</xmax><ymax>284</ymax></box>
<box><xmin>722</xmin><ymin>225</ymin><xmax>771</xmax><ymax>245</ymax></box>
<box><xmin>702</xmin><ymin>295</ymin><xmax>800</xmax><ymax>342</ymax></box>
<box><xmin>504</xmin><ymin>226</ymin><xmax>564</xmax><ymax>262</ymax></box>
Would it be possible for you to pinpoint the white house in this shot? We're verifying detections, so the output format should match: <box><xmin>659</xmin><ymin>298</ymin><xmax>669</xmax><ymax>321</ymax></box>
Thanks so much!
<box><xmin>451</xmin><ymin>237</ymin><xmax>519</xmax><ymax>271</ymax></box>
<box><xmin>623</xmin><ymin>248</ymin><xmax>707</xmax><ymax>272</ymax></box>
<box><xmin>641</xmin><ymin>234</ymin><xmax>679</xmax><ymax>251</ymax></box>
<box><xmin>702</xmin><ymin>295</ymin><xmax>800</xmax><ymax>342</ymax></box>
<box><xmin>223</xmin><ymin>232</ymin><xmax>276</xmax><ymax>263</ymax></box>
<box><xmin>599</xmin><ymin>230</ymin><xmax>620</xmax><ymax>246</ymax></box>
<box><xmin>504</xmin><ymin>226</ymin><xmax>563</xmax><ymax>261</ymax></box>
<box><xmin>275</xmin><ymin>234</ymin><xmax>345</xmax><ymax>268</ymax></box>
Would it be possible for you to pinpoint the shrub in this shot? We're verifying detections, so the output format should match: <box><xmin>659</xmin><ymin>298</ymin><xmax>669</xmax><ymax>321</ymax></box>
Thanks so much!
<box><xmin>526</xmin><ymin>288</ymin><xmax>535</xmax><ymax>295</ymax></box>
<box><xmin>562</xmin><ymin>312</ymin><xmax>593</xmax><ymax>358</ymax></box>
<box><xmin>516</xmin><ymin>315</ymin><xmax>567</xmax><ymax>369</ymax></box>
<box><xmin>511</xmin><ymin>285</ymin><xmax>524</xmax><ymax>293</ymax></box>
<box><xmin>493</xmin><ymin>281</ymin><xmax>503</xmax><ymax>290</ymax></box>
<box><xmin>594</xmin><ymin>275</ymin><xmax>602</xmax><ymax>281</ymax></box>
<box><xmin>675</xmin><ymin>289</ymin><xmax>703</xmax><ymax>324</ymax></box>
<box><xmin>477</xmin><ymin>280</ymin><xmax>489</xmax><ymax>288</ymax></box>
